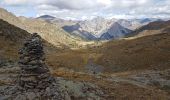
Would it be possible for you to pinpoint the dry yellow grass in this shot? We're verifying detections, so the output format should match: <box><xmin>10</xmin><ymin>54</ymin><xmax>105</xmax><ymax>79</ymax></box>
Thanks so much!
<box><xmin>45</xmin><ymin>32</ymin><xmax>170</xmax><ymax>74</ymax></box>
<box><xmin>96</xmin><ymin>33</ymin><xmax>170</xmax><ymax>72</ymax></box>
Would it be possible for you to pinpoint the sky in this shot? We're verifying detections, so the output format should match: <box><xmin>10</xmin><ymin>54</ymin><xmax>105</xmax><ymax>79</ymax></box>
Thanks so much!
<box><xmin>0</xmin><ymin>0</ymin><xmax>170</xmax><ymax>20</ymax></box>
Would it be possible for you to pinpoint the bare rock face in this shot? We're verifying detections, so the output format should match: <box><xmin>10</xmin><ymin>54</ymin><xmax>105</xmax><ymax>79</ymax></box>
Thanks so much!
<box><xmin>18</xmin><ymin>33</ymin><xmax>52</xmax><ymax>89</ymax></box>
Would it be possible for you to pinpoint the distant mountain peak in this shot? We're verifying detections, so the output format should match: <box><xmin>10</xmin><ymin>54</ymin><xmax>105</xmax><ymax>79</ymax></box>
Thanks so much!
<box><xmin>100</xmin><ymin>22</ymin><xmax>132</xmax><ymax>40</ymax></box>
<box><xmin>110</xmin><ymin>22</ymin><xmax>121</xmax><ymax>27</ymax></box>
<box><xmin>37</xmin><ymin>15</ymin><xmax>56</xmax><ymax>19</ymax></box>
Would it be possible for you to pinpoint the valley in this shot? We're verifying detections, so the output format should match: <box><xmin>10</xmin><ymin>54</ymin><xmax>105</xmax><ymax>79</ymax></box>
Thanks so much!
<box><xmin>0</xmin><ymin>7</ymin><xmax>170</xmax><ymax>100</ymax></box>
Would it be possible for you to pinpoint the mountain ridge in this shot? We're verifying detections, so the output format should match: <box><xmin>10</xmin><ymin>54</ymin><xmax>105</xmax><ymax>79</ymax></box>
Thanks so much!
<box><xmin>62</xmin><ymin>17</ymin><xmax>132</xmax><ymax>40</ymax></box>
<box><xmin>36</xmin><ymin>14</ymin><xmax>167</xmax><ymax>41</ymax></box>
<box><xmin>127</xmin><ymin>20</ymin><xmax>170</xmax><ymax>38</ymax></box>
<box><xmin>0</xmin><ymin>8</ymin><xmax>87</xmax><ymax>48</ymax></box>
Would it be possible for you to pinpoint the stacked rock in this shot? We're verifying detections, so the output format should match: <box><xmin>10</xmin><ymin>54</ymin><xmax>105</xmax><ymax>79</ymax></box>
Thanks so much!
<box><xmin>18</xmin><ymin>33</ymin><xmax>53</xmax><ymax>89</ymax></box>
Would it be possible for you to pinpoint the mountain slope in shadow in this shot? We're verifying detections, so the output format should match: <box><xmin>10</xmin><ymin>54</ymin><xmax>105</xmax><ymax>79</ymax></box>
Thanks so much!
<box><xmin>127</xmin><ymin>20</ymin><xmax>170</xmax><ymax>38</ymax></box>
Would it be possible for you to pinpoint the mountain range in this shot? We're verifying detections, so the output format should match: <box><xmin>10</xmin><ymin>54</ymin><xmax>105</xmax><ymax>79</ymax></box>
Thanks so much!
<box><xmin>62</xmin><ymin>17</ymin><xmax>132</xmax><ymax>40</ymax></box>
<box><xmin>38</xmin><ymin>15</ymin><xmax>164</xmax><ymax>40</ymax></box>
<box><xmin>0</xmin><ymin>7</ymin><xmax>168</xmax><ymax>47</ymax></box>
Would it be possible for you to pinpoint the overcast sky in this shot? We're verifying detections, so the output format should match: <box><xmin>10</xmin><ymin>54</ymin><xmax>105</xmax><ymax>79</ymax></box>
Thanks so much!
<box><xmin>0</xmin><ymin>0</ymin><xmax>170</xmax><ymax>20</ymax></box>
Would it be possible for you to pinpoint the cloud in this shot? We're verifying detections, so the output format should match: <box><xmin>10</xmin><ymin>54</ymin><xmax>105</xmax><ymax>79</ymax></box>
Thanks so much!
<box><xmin>0</xmin><ymin>0</ymin><xmax>170</xmax><ymax>19</ymax></box>
<box><xmin>1</xmin><ymin>0</ymin><xmax>33</xmax><ymax>6</ymax></box>
<box><xmin>42</xmin><ymin>0</ymin><xmax>105</xmax><ymax>10</ymax></box>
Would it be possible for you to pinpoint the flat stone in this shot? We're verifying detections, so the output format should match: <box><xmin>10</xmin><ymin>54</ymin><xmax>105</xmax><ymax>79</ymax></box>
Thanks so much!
<box><xmin>22</xmin><ymin>66</ymin><xmax>38</xmax><ymax>70</ymax></box>
<box><xmin>27</xmin><ymin>60</ymin><xmax>43</xmax><ymax>65</ymax></box>
<box><xmin>27</xmin><ymin>82</ymin><xmax>38</xmax><ymax>86</ymax></box>
<box><xmin>20</xmin><ymin>73</ymin><xmax>39</xmax><ymax>77</ymax></box>
<box><xmin>26</xmin><ymin>92</ymin><xmax>37</xmax><ymax>100</ymax></box>
<box><xmin>20</xmin><ymin>76</ymin><xmax>37</xmax><ymax>82</ymax></box>
<box><xmin>14</xmin><ymin>94</ymin><xmax>27</xmax><ymax>100</ymax></box>
<box><xmin>24</xmin><ymin>84</ymin><xmax>35</xmax><ymax>89</ymax></box>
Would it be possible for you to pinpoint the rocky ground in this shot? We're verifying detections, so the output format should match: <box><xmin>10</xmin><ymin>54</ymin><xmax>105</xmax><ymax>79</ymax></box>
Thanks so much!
<box><xmin>0</xmin><ymin>33</ymin><xmax>104</xmax><ymax>100</ymax></box>
<box><xmin>0</xmin><ymin>62</ymin><xmax>170</xmax><ymax>100</ymax></box>
<box><xmin>0</xmin><ymin>62</ymin><xmax>104</xmax><ymax>100</ymax></box>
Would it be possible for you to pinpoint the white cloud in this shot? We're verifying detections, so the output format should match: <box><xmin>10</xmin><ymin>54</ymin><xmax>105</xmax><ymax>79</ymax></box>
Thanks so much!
<box><xmin>0</xmin><ymin>0</ymin><xmax>170</xmax><ymax>19</ymax></box>
<box><xmin>1</xmin><ymin>0</ymin><xmax>33</xmax><ymax>6</ymax></box>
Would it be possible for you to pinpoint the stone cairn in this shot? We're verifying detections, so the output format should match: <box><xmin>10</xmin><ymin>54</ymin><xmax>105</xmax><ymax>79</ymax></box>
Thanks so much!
<box><xmin>18</xmin><ymin>33</ymin><xmax>53</xmax><ymax>89</ymax></box>
<box><xmin>0</xmin><ymin>33</ymin><xmax>70</xmax><ymax>100</ymax></box>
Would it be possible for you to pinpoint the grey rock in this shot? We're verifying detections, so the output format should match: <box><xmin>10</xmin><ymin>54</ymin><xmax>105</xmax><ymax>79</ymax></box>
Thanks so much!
<box><xmin>14</xmin><ymin>94</ymin><xmax>27</xmax><ymax>100</ymax></box>
<box><xmin>26</xmin><ymin>92</ymin><xmax>37</xmax><ymax>100</ymax></box>
<box><xmin>0</xmin><ymin>95</ymin><xmax>11</xmax><ymax>100</ymax></box>
<box><xmin>18</xmin><ymin>33</ymin><xmax>51</xmax><ymax>89</ymax></box>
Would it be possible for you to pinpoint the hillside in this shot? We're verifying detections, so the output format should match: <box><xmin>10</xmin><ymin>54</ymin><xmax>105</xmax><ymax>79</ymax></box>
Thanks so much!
<box><xmin>0</xmin><ymin>8</ymin><xmax>86</xmax><ymax>48</ymax></box>
<box><xmin>0</xmin><ymin>19</ymin><xmax>29</xmax><ymax>60</ymax></box>
<box><xmin>0</xmin><ymin>19</ymin><xmax>63</xmax><ymax>62</ymax></box>
<box><xmin>19</xmin><ymin>17</ymin><xmax>83</xmax><ymax>48</ymax></box>
<box><xmin>96</xmin><ymin>32</ymin><xmax>170</xmax><ymax>72</ymax></box>
<box><xmin>47</xmin><ymin>32</ymin><xmax>170</xmax><ymax>73</ymax></box>
<box><xmin>0</xmin><ymin>8</ymin><xmax>21</xmax><ymax>27</ymax></box>
<box><xmin>127</xmin><ymin>20</ymin><xmax>170</xmax><ymax>38</ymax></box>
